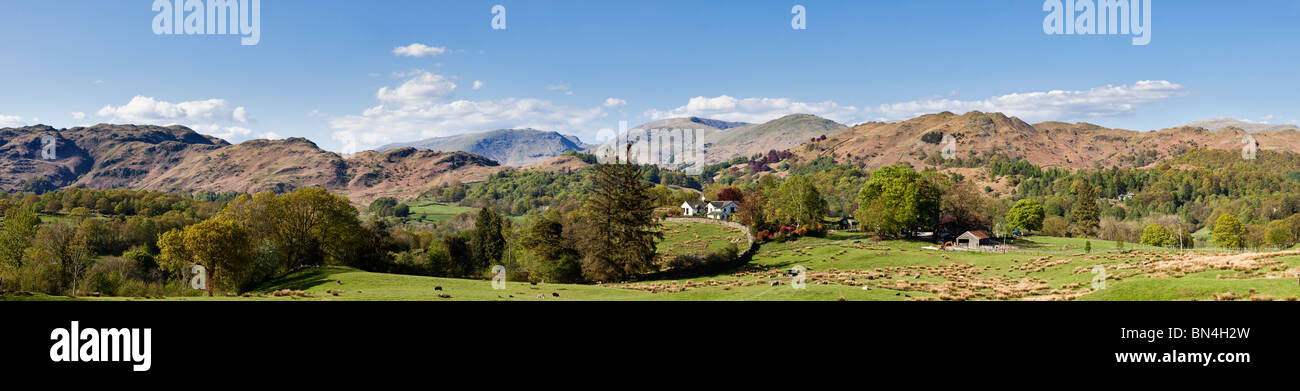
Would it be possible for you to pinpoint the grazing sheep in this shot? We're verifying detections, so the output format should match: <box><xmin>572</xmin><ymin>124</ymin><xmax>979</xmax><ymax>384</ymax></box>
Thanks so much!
<box><xmin>434</xmin><ymin>286</ymin><xmax>443</xmax><ymax>291</ymax></box>
<box><xmin>552</xmin><ymin>292</ymin><xmax>560</xmax><ymax>298</ymax></box>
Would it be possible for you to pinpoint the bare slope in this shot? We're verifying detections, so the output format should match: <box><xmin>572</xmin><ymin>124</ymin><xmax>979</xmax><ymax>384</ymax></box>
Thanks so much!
<box><xmin>801</xmin><ymin>111</ymin><xmax>1300</xmax><ymax>170</ymax></box>
<box><xmin>377</xmin><ymin>128</ymin><xmax>588</xmax><ymax>166</ymax></box>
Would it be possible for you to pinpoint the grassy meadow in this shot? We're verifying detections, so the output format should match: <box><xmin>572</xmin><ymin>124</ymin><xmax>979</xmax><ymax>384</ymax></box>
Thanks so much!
<box><xmin>12</xmin><ymin>220</ymin><xmax>1300</xmax><ymax>301</ymax></box>
<box><xmin>403</xmin><ymin>201</ymin><xmax>474</xmax><ymax>224</ymax></box>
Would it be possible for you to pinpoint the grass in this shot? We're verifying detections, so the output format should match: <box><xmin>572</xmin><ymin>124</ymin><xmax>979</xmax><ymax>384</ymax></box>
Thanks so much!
<box><xmin>8</xmin><ymin>222</ymin><xmax>1300</xmax><ymax>301</ymax></box>
<box><xmin>404</xmin><ymin>201</ymin><xmax>474</xmax><ymax>223</ymax></box>
<box><xmin>656</xmin><ymin>222</ymin><xmax>748</xmax><ymax>259</ymax></box>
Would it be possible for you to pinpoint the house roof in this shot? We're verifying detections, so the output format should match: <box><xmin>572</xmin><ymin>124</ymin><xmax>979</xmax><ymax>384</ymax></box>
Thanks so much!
<box><xmin>708</xmin><ymin>201</ymin><xmax>737</xmax><ymax>208</ymax></box>
<box><xmin>961</xmin><ymin>230</ymin><xmax>991</xmax><ymax>240</ymax></box>
<box><xmin>683</xmin><ymin>201</ymin><xmax>706</xmax><ymax>209</ymax></box>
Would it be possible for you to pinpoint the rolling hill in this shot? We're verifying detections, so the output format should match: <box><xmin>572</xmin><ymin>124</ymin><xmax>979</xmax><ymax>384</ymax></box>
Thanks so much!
<box><xmin>798</xmin><ymin>111</ymin><xmax>1300</xmax><ymax>170</ymax></box>
<box><xmin>376</xmin><ymin>128</ymin><xmax>588</xmax><ymax>166</ymax></box>
<box><xmin>13</xmin><ymin>111</ymin><xmax>1300</xmax><ymax>205</ymax></box>
<box><xmin>703</xmin><ymin>114</ymin><xmax>847</xmax><ymax>163</ymax></box>
<box><xmin>0</xmin><ymin>124</ymin><xmax>229</xmax><ymax>191</ymax></box>
<box><xmin>132</xmin><ymin>139</ymin><xmax>503</xmax><ymax>204</ymax></box>
<box><xmin>587</xmin><ymin>114</ymin><xmax>846</xmax><ymax>165</ymax></box>
<box><xmin>0</xmin><ymin>125</ymin><xmax>504</xmax><ymax>204</ymax></box>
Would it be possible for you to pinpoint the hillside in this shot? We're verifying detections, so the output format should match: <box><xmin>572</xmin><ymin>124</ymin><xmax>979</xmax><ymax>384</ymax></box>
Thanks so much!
<box><xmin>799</xmin><ymin>111</ymin><xmax>1300</xmax><ymax>170</ymax></box>
<box><xmin>376</xmin><ymin>128</ymin><xmax>588</xmax><ymax>166</ymax></box>
<box><xmin>0</xmin><ymin>124</ymin><xmax>229</xmax><ymax>191</ymax></box>
<box><xmin>524</xmin><ymin>154</ymin><xmax>593</xmax><ymax>173</ymax></box>
<box><xmin>141</xmin><ymin>140</ymin><xmax>502</xmax><ymax>204</ymax></box>
<box><xmin>1</xmin><ymin>125</ymin><xmax>504</xmax><ymax>204</ymax></box>
<box><xmin>586</xmin><ymin>117</ymin><xmax>734</xmax><ymax>166</ymax></box>
<box><xmin>703</xmin><ymin>114</ymin><xmax>847</xmax><ymax>163</ymax></box>
<box><xmin>587</xmin><ymin>114</ymin><xmax>846</xmax><ymax>165</ymax></box>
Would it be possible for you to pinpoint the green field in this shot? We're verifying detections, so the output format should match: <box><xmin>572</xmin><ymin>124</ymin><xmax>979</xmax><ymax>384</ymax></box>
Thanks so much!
<box><xmin>404</xmin><ymin>201</ymin><xmax>474</xmax><ymax>223</ymax></box>
<box><xmin>657</xmin><ymin>222</ymin><xmax>749</xmax><ymax>260</ymax></box>
<box><xmin>7</xmin><ymin>222</ymin><xmax>1300</xmax><ymax>301</ymax></box>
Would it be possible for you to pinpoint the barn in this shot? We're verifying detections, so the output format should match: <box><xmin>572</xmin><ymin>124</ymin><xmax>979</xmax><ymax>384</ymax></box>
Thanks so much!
<box><xmin>955</xmin><ymin>230</ymin><xmax>996</xmax><ymax>250</ymax></box>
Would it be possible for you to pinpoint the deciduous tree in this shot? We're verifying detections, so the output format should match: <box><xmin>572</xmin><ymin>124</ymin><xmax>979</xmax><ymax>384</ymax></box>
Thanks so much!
<box><xmin>156</xmin><ymin>217</ymin><xmax>251</xmax><ymax>296</ymax></box>
<box><xmin>1005</xmin><ymin>199</ymin><xmax>1045</xmax><ymax>234</ymax></box>
<box><xmin>1212</xmin><ymin>214</ymin><xmax>1246</xmax><ymax>249</ymax></box>
<box><xmin>854</xmin><ymin>165</ymin><xmax>940</xmax><ymax>237</ymax></box>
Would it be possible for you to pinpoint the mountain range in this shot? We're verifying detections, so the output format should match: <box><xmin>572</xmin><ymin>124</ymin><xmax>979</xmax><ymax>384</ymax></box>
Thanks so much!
<box><xmin>376</xmin><ymin>128</ymin><xmax>588</xmax><ymax>166</ymax></box>
<box><xmin>587</xmin><ymin>114</ymin><xmax>848</xmax><ymax>164</ymax></box>
<box><xmin>800</xmin><ymin>111</ymin><xmax>1300</xmax><ymax>170</ymax></box>
<box><xmin>6</xmin><ymin>112</ymin><xmax>1300</xmax><ymax>203</ymax></box>
<box><xmin>1182</xmin><ymin>118</ymin><xmax>1300</xmax><ymax>133</ymax></box>
<box><xmin>0</xmin><ymin>124</ymin><xmax>501</xmax><ymax>204</ymax></box>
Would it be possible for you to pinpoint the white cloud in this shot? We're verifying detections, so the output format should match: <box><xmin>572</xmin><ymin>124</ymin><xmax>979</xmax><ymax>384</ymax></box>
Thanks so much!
<box><xmin>95</xmin><ymin>96</ymin><xmax>268</xmax><ymax>143</ymax></box>
<box><xmin>376</xmin><ymin>71</ymin><xmax>457</xmax><ymax>107</ymax></box>
<box><xmin>71</xmin><ymin>112</ymin><xmax>86</xmax><ymax>120</ymax></box>
<box><xmin>329</xmin><ymin>98</ymin><xmax>608</xmax><ymax>153</ymax></box>
<box><xmin>604</xmin><ymin>98</ymin><xmax>628</xmax><ymax>108</ymax></box>
<box><xmin>0</xmin><ymin>115</ymin><xmax>26</xmax><ymax>128</ymax></box>
<box><xmin>193</xmin><ymin>124</ymin><xmax>282</xmax><ymax>143</ymax></box>
<box><xmin>870</xmin><ymin>80</ymin><xmax>1185</xmax><ymax>122</ymax></box>
<box><xmin>644</xmin><ymin>81</ymin><xmax>1184</xmax><ymax>126</ymax></box>
<box><xmin>646</xmin><ymin>95</ymin><xmax>862</xmax><ymax>124</ymax></box>
<box><xmin>392</xmin><ymin>43</ymin><xmax>448</xmax><ymax>58</ymax></box>
<box><xmin>545</xmin><ymin>83</ymin><xmax>575</xmax><ymax>95</ymax></box>
<box><xmin>96</xmin><ymin>96</ymin><xmax>252</xmax><ymax>124</ymax></box>
<box><xmin>327</xmin><ymin>71</ymin><xmax>616</xmax><ymax>153</ymax></box>
<box><xmin>472</xmin><ymin>80</ymin><xmax>484</xmax><ymax>90</ymax></box>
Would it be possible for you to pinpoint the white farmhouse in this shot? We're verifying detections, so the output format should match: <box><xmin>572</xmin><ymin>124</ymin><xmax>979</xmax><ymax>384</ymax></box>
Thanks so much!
<box><xmin>681</xmin><ymin>200</ymin><xmax>707</xmax><ymax>217</ymax></box>
<box><xmin>705</xmin><ymin>201</ymin><xmax>738</xmax><ymax>221</ymax></box>
<box><xmin>680</xmin><ymin>196</ymin><xmax>739</xmax><ymax>221</ymax></box>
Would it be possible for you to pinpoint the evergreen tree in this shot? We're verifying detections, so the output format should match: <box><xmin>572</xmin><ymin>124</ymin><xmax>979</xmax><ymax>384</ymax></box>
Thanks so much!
<box><xmin>520</xmin><ymin>215</ymin><xmax>582</xmax><ymax>283</ymax></box>
<box><xmin>578</xmin><ymin>146</ymin><xmax>663</xmax><ymax>282</ymax></box>
<box><xmin>1068</xmin><ymin>180</ymin><xmax>1100</xmax><ymax>237</ymax></box>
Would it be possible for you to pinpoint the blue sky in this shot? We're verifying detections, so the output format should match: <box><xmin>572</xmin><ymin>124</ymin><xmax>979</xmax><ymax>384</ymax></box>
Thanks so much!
<box><xmin>1</xmin><ymin>0</ymin><xmax>1298</xmax><ymax>152</ymax></box>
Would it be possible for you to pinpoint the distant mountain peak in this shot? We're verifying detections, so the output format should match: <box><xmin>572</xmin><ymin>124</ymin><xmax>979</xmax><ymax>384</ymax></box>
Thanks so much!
<box><xmin>376</xmin><ymin>128</ymin><xmax>588</xmax><ymax>166</ymax></box>
<box><xmin>1184</xmin><ymin>118</ymin><xmax>1299</xmax><ymax>133</ymax></box>
<box><xmin>687</xmin><ymin>117</ymin><xmax>749</xmax><ymax>130</ymax></box>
